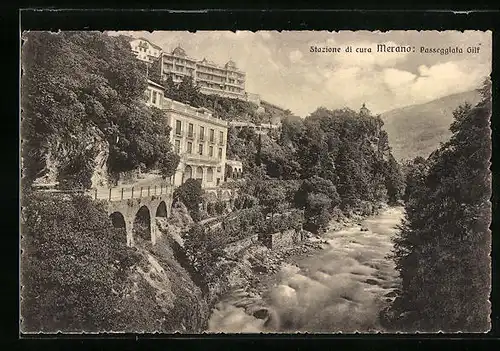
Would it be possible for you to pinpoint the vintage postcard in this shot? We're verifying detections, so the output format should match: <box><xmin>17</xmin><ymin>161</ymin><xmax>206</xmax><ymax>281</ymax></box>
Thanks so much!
<box><xmin>20</xmin><ymin>30</ymin><xmax>492</xmax><ymax>334</ymax></box>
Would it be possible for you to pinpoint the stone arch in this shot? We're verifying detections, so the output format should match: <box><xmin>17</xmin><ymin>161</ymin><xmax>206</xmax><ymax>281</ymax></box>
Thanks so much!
<box><xmin>222</xmin><ymin>190</ymin><xmax>231</xmax><ymax>200</ymax></box>
<box><xmin>133</xmin><ymin>205</ymin><xmax>151</xmax><ymax>242</ymax></box>
<box><xmin>110</xmin><ymin>212</ymin><xmax>127</xmax><ymax>243</ymax></box>
<box><xmin>195</xmin><ymin>166</ymin><xmax>203</xmax><ymax>181</ymax></box>
<box><xmin>225</xmin><ymin>164</ymin><xmax>233</xmax><ymax>180</ymax></box>
<box><xmin>156</xmin><ymin>201</ymin><xmax>168</xmax><ymax>218</ymax></box>
<box><xmin>183</xmin><ymin>165</ymin><xmax>193</xmax><ymax>183</ymax></box>
<box><xmin>110</xmin><ymin>211</ymin><xmax>126</xmax><ymax>228</ymax></box>
<box><xmin>207</xmin><ymin>167</ymin><xmax>214</xmax><ymax>183</ymax></box>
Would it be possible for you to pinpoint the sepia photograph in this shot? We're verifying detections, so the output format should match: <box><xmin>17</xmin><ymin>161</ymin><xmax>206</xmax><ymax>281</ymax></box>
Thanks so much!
<box><xmin>20</xmin><ymin>29</ymin><xmax>492</xmax><ymax>334</ymax></box>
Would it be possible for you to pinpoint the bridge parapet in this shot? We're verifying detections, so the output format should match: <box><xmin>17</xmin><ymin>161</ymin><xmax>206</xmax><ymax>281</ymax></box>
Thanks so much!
<box><xmin>90</xmin><ymin>183</ymin><xmax>173</xmax><ymax>202</ymax></box>
<box><xmin>35</xmin><ymin>183</ymin><xmax>174</xmax><ymax>247</ymax></box>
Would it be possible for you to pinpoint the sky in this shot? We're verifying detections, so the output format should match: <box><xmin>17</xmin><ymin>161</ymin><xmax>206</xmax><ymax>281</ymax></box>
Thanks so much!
<box><xmin>110</xmin><ymin>30</ymin><xmax>491</xmax><ymax>117</ymax></box>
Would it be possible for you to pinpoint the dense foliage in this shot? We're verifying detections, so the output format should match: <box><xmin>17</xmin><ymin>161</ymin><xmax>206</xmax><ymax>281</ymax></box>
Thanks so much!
<box><xmin>173</xmin><ymin>178</ymin><xmax>204</xmax><ymax>222</ymax></box>
<box><xmin>21</xmin><ymin>190</ymin><xmax>209</xmax><ymax>333</ymax></box>
<box><xmin>228</xmin><ymin>106</ymin><xmax>404</xmax><ymax>233</ymax></box>
<box><xmin>21</xmin><ymin>191</ymin><xmax>141</xmax><ymax>332</ymax></box>
<box><xmin>21</xmin><ymin>31</ymin><xmax>179</xmax><ymax>188</ymax></box>
<box><xmin>387</xmin><ymin>81</ymin><xmax>492</xmax><ymax>332</ymax></box>
<box><xmin>159</xmin><ymin>73</ymin><xmax>277</xmax><ymax>124</ymax></box>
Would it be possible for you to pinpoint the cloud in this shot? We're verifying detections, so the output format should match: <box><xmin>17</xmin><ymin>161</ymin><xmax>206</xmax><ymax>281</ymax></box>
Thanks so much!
<box><xmin>117</xmin><ymin>31</ymin><xmax>491</xmax><ymax>117</ymax></box>
<box><xmin>383</xmin><ymin>68</ymin><xmax>416</xmax><ymax>89</ymax></box>
<box><xmin>289</xmin><ymin>50</ymin><xmax>303</xmax><ymax>63</ymax></box>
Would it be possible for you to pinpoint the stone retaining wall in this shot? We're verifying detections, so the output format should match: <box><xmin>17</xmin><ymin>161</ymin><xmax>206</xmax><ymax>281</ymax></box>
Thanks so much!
<box><xmin>260</xmin><ymin>229</ymin><xmax>304</xmax><ymax>250</ymax></box>
<box><xmin>223</xmin><ymin>234</ymin><xmax>260</xmax><ymax>256</ymax></box>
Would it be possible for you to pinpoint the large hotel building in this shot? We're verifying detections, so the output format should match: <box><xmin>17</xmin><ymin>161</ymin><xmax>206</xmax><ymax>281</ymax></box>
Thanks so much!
<box><xmin>160</xmin><ymin>46</ymin><xmax>247</xmax><ymax>100</ymax></box>
<box><xmin>129</xmin><ymin>37</ymin><xmax>265</xmax><ymax>106</ymax></box>
<box><xmin>146</xmin><ymin>80</ymin><xmax>242</xmax><ymax>189</ymax></box>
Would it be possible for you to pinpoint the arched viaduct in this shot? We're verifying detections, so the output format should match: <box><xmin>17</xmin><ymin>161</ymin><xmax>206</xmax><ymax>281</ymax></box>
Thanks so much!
<box><xmin>93</xmin><ymin>185</ymin><xmax>174</xmax><ymax>247</ymax></box>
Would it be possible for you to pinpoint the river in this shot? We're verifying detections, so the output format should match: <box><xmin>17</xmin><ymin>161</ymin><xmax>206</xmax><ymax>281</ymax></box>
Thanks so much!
<box><xmin>207</xmin><ymin>206</ymin><xmax>405</xmax><ymax>333</ymax></box>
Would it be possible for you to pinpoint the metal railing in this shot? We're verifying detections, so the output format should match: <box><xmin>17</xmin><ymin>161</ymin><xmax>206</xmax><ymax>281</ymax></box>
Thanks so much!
<box><xmin>90</xmin><ymin>183</ymin><xmax>173</xmax><ymax>201</ymax></box>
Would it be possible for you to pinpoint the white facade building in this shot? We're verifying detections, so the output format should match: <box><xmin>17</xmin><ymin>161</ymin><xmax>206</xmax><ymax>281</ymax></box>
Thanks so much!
<box><xmin>130</xmin><ymin>38</ymin><xmax>163</xmax><ymax>63</ymax></box>
<box><xmin>160</xmin><ymin>46</ymin><xmax>247</xmax><ymax>100</ymax></box>
<box><xmin>146</xmin><ymin>81</ymin><xmax>235</xmax><ymax>189</ymax></box>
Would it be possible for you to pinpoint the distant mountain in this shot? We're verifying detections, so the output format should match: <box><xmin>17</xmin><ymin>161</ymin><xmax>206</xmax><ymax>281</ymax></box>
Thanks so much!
<box><xmin>381</xmin><ymin>90</ymin><xmax>482</xmax><ymax>161</ymax></box>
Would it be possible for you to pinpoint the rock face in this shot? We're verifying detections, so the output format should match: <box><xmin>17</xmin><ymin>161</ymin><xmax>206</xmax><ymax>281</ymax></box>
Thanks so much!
<box><xmin>89</xmin><ymin>133</ymin><xmax>109</xmax><ymax>188</ymax></box>
<box><xmin>32</xmin><ymin>126</ymin><xmax>110</xmax><ymax>188</ymax></box>
<box><xmin>32</xmin><ymin>148</ymin><xmax>60</xmax><ymax>186</ymax></box>
<box><xmin>129</xmin><ymin>237</ymin><xmax>210</xmax><ymax>333</ymax></box>
<box><xmin>169</xmin><ymin>202</ymin><xmax>194</xmax><ymax>230</ymax></box>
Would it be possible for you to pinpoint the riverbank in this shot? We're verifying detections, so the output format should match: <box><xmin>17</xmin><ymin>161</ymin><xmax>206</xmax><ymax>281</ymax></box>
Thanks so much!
<box><xmin>207</xmin><ymin>205</ymin><xmax>405</xmax><ymax>333</ymax></box>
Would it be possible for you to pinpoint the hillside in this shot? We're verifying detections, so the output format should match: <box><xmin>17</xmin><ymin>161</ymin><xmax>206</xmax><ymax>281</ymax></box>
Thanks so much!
<box><xmin>381</xmin><ymin>90</ymin><xmax>482</xmax><ymax>161</ymax></box>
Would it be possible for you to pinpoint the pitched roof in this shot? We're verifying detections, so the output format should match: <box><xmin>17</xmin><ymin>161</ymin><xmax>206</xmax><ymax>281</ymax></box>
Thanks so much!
<box><xmin>137</xmin><ymin>37</ymin><xmax>163</xmax><ymax>51</ymax></box>
<box><xmin>172</xmin><ymin>46</ymin><xmax>187</xmax><ymax>57</ymax></box>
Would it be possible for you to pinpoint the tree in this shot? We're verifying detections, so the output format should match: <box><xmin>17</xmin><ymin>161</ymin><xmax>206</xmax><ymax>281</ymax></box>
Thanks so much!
<box><xmin>388</xmin><ymin>79</ymin><xmax>492</xmax><ymax>332</ymax></box>
<box><xmin>383</xmin><ymin>154</ymin><xmax>405</xmax><ymax>204</ymax></box>
<box><xmin>21</xmin><ymin>31</ymin><xmax>179</xmax><ymax>188</ymax></box>
<box><xmin>259</xmin><ymin>182</ymin><xmax>287</xmax><ymax>218</ymax></box>
<box><xmin>304</xmin><ymin>192</ymin><xmax>333</xmax><ymax>233</ymax></box>
<box><xmin>173</xmin><ymin>178</ymin><xmax>204</xmax><ymax>222</ymax></box>
<box><xmin>294</xmin><ymin>176</ymin><xmax>340</xmax><ymax>233</ymax></box>
<box><xmin>148</xmin><ymin>57</ymin><xmax>162</xmax><ymax>84</ymax></box>
<box><xmin>20</xmin><ymin>191</ymin><xmax>142</xmax><ymax>332</ymax></box>
<box><xmin>163</xmin><ymin>75</ymin><xmax>202</xmax><ymax>107</ymax></box>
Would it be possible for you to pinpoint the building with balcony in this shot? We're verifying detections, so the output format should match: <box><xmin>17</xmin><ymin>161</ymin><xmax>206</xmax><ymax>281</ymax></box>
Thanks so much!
<box><xmin>160</xmin><ymin>45</ymin><xmax>247</xmax><ymax>100</ymax></box>
<box><xmin>145</xmin><ymin>80</ymin><xmax>164</xmax><ymax>108</ymax></box>
<box><xmin>229</xmin><ymin>121</ymin><xmax>281</xmax><ymax>135</ymax></box>
<box><xmin>145</xmin><ymin>81</ymin><xmax>233</xmax><ymax>188</ymax></box>
<box><xmin>225</xmin><ymin>160</ymin><xmax>243</xmax><ymax>181</ymax></box>
<box><xmin>165</xmin><ymin>99</ymin><xmax>229</xmax><ymax>188</ymax></box>
<box><xmin>130</xmin><ymin>38</ymin><xmax>163</xmax><ymax>63</ymax></box>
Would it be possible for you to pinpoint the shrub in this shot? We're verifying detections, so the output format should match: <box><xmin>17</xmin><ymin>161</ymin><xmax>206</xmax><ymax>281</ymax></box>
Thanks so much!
<box><xmin>173</xmin><ymin>179</ymin><xmax>204</xmax><ymax>222</ymax></box>
<box><xmin>20</xmin><ymin>191</ymin><xmax>142</xmax><ymax>332</ymax></box>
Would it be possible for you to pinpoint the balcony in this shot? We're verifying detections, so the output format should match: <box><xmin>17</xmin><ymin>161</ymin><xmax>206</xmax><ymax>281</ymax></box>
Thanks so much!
<box><xmin>186</xmin><ymin>131</ymin><xmax>196</xmax><ymax>140</ymax></box>
<box><xmin>218</xmin><ymin>139</ymin><xmax>225</xmax><ymax>146</ymax></box>
<box><xmin>184</xmin><ymin>153</ymin><xmax>221</xmax><ymax>165</ymax></box>
<box><xmin>209</xmin><ymin>138</ymin><xmax>216</xmax><ymax>145</ymax></box>
<box><xmin>174</xmin><ymin>130</ymin><xmax>184</xmax><ymax>138</ymax></box>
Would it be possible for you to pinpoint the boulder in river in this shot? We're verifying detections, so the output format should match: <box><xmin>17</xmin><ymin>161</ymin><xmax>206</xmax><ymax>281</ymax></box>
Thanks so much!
<box><xmin>384</xmin><ymin>290</ymin><xmax>398</xmax><ymax>298</ymax></box>
<box><xmin>253</xmin><ymin>308</ymin><xmax>270</xmax><ymax>320</ymax></box>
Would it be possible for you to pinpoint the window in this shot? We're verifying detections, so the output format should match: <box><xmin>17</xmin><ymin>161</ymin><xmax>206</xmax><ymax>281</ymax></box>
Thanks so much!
<box><xmin>209</xmin><ymin>146</ymin><xmax>214</xmax><ymax>157</ymax></box>
<box><xmin>207</xmin><ymin>168</ymin><xmax>214</xmax><ymax>182</ymax></box>
<box><xmin>175</xmin><ymin>120</ymin><xmax>182</xmax><ymax>135</ymax></box>
<box><xmin>210</xmin><ymin>129</ymin><xmax>215</xmax><ymax>143</ymax></box>
<box><xmin>198</xmin><ymin>144</ymin><xmax>203</xmax><ymax>155</ymax></box>
<box><xmin>188</xmin><ymin>123</ymin><xmax>194</xmax><ymax>137</ymax></box>
<box><xmin>219</xmin><ymin>131</ymin><xmax>224</xmax><ymax>144</ymax></box>
<box><xmin>199</xmin><ymin>126</ymin><xmax>205</xmax><ymax>140</ymax></box>
<box><xmin>152</xmin><ymin>91</ymin><xmax>157</xmax><ymax>104</ymax></box>
<box><xmin>187</xmin><ymin>142</ymin><xmax>192</xmax><ymax>154</ymax></box>
<box><xmin>174</xmin><ymin>140</ymin><xmax>181</xmax><ymax>154</ymax></box>
<box><xmin>217</xmin><ymin>166</ymin><xmax>221</xmax><ymax>172</ymax></box>
<box><xmin>218</xmin><ymin>148</ymin><xmax>223</xmax><ymax>159</ymax></box>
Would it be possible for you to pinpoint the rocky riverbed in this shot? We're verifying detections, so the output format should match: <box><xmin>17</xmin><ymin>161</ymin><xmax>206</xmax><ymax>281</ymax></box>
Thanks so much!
<box><xmin>207</xmin><ymin>206</ymin><xmax>405</xmax><ymax>333</ymax></box>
